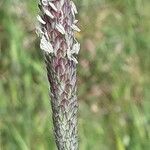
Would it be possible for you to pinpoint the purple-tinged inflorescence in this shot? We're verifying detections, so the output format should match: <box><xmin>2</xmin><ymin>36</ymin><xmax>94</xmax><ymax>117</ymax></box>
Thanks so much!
<box><xmin>37</xmin><ymin>0</ymin><xmax>80</xmax><ymax>149</ymax></box>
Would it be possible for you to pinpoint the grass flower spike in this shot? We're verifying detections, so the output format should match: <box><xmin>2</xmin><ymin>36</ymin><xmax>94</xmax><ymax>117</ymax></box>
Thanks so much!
<box><xmin>37</xmin><ymin>0</ymin><xmax>80</xmax><ymax>149</ymax></box>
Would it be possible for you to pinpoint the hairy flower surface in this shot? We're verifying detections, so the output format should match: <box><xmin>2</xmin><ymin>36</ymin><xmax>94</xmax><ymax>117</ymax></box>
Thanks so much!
<box><xmin>37</xmin><ymin>0</ymin><xmax>80</xmax><ymax>149</ymax></box>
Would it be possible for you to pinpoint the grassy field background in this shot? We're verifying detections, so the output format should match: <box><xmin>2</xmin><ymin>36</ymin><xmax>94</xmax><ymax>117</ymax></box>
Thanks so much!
<box><xmin>0</xmin><ymin>0</ymin><xmax>150</xmax><ymax>149</ymax></box>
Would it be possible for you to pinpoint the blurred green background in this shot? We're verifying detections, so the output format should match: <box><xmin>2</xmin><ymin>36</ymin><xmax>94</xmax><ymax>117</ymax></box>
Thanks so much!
<box><xmin>0</xmin><ymin>0</ymin><xmax>150</xmax><ymax>149</ymax></box>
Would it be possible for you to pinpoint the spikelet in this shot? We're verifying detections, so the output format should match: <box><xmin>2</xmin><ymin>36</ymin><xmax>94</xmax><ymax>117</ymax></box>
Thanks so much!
<box><xmin>36</xmin><ymin>0</ymin><xmax>80</xmax><ymax>149</ymax></box>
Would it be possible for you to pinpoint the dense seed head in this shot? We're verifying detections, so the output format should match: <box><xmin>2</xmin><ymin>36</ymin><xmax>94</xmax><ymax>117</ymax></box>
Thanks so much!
<box><xmin>37</xmin><ymin>0</ymin><xmax>80</xmax><ymax>149</ymax></box>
